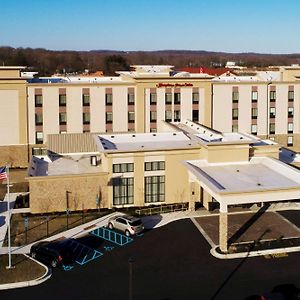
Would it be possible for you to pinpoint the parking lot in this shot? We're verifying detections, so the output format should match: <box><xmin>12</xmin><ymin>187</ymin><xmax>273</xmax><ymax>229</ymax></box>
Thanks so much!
<box><xmin>1</xmin><ymin>218</ymin><xmax>300</xmax><ymax>300</ymax></box>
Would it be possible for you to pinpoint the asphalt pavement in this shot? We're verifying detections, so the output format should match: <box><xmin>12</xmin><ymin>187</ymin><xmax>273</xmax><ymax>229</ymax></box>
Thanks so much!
<box><xmin>1</xmin><ymin>218</ymin><xmax>299</xmax><ymax>300</ymax></box>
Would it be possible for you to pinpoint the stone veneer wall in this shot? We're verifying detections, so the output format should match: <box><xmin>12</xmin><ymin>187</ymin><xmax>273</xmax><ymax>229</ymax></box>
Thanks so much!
<box><xmin>29</xmin><ymin>173</ymin><xmax>108</xmax><ymax>214</ymax></box>
<box><xmin>0</xmin><ymin>145</ymin><xmax>28</xmax><ymax>168</ymax></box>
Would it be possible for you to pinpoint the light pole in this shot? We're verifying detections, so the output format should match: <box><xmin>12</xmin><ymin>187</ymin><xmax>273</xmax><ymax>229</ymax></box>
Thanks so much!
<box><xmin>6</xmin><ymin>165</ymin><xmax>13</xmax><ymax>269</ymax></box>
<box><xmin>128</xmin><ymin>257</ymin><xmax>134</xmax><ymax>300</ymax></box>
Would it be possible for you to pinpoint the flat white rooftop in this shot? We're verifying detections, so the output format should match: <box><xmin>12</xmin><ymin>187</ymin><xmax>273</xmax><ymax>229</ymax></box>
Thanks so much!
<box><xmin>185</xmin><ymin>157</ymin><xmax>300</xmax><ymax>194</ymax></box>
<box><xmin>96</xmin><ymin>132</ymin><xmax>199</xmax><ymax>152</ymax></box>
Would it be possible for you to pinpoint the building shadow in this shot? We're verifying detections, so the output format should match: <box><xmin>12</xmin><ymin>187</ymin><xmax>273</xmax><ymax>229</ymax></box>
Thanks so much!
<box><xmin>228</xmin><ymin>204</ymin><xmax>270</xmax><ymax>246</ymax></box>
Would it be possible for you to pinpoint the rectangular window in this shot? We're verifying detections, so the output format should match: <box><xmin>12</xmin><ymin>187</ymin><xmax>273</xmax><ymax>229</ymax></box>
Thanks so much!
<box><xmin>251</xmin><ymin>91</ymin><xmax>258</xmax><ymax>102</ymax></box>
<box><xmin>232</xmin><ymin>124</ymin><xmax>238</xmax><ymax>132</ymax></box>
<box><xmin>288</xmin><ymin>91</ymin><xmax>294</xmax><ymax>102</ymax></box>
<box><xmin>35</xmin><ymin>113</ymin><xmax>43</xmax><ymax>125</ymax></box>
<box><xmin>59</xmin><ymin>94</ymin><xmax>67</xmax><ymax>106</ymax></box>
<box><xmin>251</xmin><ymin>108</ymin><xmax>258</xmax><ymax>119</ymax></box>
<box><xmin>145</xmin><ymin>161</ymin><xmax>165</xmax><ymax>171</ymax></box>
<box><xmin>288</xmin><ymin>123</ymin><xmax>293</xmax><ymax>133</ymax></box>
<box><xmin>192</xmin><ymin>110</ymin><xmax>199</xmax><ymax>122</ymax></box>
<box><xmin>174</xmin><ymin>92</ymin><xmax>181</xmax><ymax>104</ymax></box>
<box><xmin>113</xmin><ymin>177</ymin><xmax>134</xmax><ymax>205</ymax></box>
<box><xmin>35</xmin><ymin>131</ymin><xmax>43</xmax><ymax>144</ymax></box>
<box><xmin>270</xmin><ymin>107</ymin><xmax>276</xmax><ymax>118</ymax></box>
<box><xmin>165</xmin><ymin>93</ymin><xmax>172</xmax><ymax>105</ymax></box>
<box><xmin>150</xmin><ymin>93</ymin><xmax>157</xmax><ymax>105</ymax></box>
<box><xmin>174</xmin><ymin>110</ymin><xmax>180</xmax><ymax>122</ymax></box>
<box><xmin>128</xmin><ymin>112</ymin><xmax>135</xmax><ymax>123</ymax></box>
<box><xmin>83</xmin><ymin>112</ymin><xmax>90</xmax><ymax>124</ymax></box>
<box><xmin>145</xmin><ymin>176</ymin><xmax>165</xmax><ymax>203</ymax></box>
<box><xmin>35</xmin><ymin>95</ymin><xmax>43</xmax><ymax>107</ymax></box>
<box><xmin>232</xmin><ymin>108</ymin><xmax>238</xmax><ymax>120</ymax></box>
<box><xmin>150</xmin><ymin>111</ymin><xmax>157</xmax><ymax>122</ymax></box>
<box><xmin>59</xmin><ymin>112</ymin><xmax>67</xmax><ymax>125</ymax></box>
<box><xmin>232</xmin><ymin>91</ymin><xmax>239</xmax><ymax>103</ymax></box>
<box><xmin>287</xmin><ymin>136</ymin><xmax>293</xmax><ymax>147</ymax></box>
<box><xmin>113</xmin><ymin>163</ymin><xmax>134</xmax><ymax>173</ymax></box>
<box><xmin>82</xmin><ymin>94</ymin><xmax>90</xmax><ymax>106</ymax></box>
<box><xmin>165</xmin><ymin>110</ymin><xmax>172</xmax><ymax>122</ymax></box>
<box><xmin>105</xmin><ymin>93</ymin><xmax>113</xmax><ymax>106</ymax></box>
<box><xmin>270</xmin><ymin>91</ymin><xmax>276</xmax><ymax>102</ymax></box>
<box><xmin>288</xmin><ymin>107</ymin><xmax>294</xmax><ymax>118</ymax></box>
<box><xmin>251</xmin><ymin>124</ymin><xmax>257</xmax><ymax>135</ymax></box>
<box><xmin>128</xmin><ymin>93</ymin><xmax>135</xmax><ymax>105</ymax></box>
<box><xmin>192</xmin><ymin>92</ymin><xmax>199</xmax><ymax>104</ymax></box>
<box><xmin>106</xmin><ymin>112</ymin><xmax>113</xmax><ymax>123</ymax></box>
<box><xmin>269</xmin><ymin>123</ymin><xmax>275</xmax><ymax>134</ymax></box>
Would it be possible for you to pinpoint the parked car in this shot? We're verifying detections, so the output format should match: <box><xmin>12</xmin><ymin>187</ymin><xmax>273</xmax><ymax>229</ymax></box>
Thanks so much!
<box><xmin>30</xmin><ymin>238</ymin><xmax>75</xmax><ymax>268</ymax></box>
<box><xmin>108</xmin><ymin>215</ymin><xmax>144</xmax><ymax>236</ymax></box>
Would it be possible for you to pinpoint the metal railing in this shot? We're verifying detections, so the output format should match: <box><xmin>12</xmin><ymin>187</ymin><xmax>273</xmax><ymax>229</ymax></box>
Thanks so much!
<box><xmin>135</xmin><ymin>203</ymin><xmax>188</xmax><ymax>216</ymax></box>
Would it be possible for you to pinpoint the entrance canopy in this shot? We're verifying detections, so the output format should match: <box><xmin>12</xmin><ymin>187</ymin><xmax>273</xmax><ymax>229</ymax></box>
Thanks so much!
<box><xmin>184</xmin><ymin>157</ymin><xmax>300</xmax><ymax>212</ymax></box>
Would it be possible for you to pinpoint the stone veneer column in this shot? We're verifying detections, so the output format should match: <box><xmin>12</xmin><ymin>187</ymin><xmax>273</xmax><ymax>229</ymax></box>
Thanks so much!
<box><xmin>189</xmin><ymin>182</ymin><xmax>196</xmax><ymax>211</ymax></box>
<box><xmin>203</xmin><ymin>190</ymin><xmax>212</xmax><ymax>211</ymax></box>
<box><xmin>219</xmin><ymin>203</ymin><xmax>228</xmax><ymax>253</ymax></box>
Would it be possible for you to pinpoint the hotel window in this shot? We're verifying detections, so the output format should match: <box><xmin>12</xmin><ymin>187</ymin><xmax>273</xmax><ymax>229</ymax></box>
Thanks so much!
<box><xmin>288</xmin><ymin>107</ymin><xmax>294</xmax><ymax>117</ymax></box>
<box><xmin>165</xmin><ymin>110</ymin><xmax>172</xmax><ymax>122</ymax></box>
<box><xmin>113</xmin><ymin>177</ymin><xmax>134</xmax><ymax>205</ymax></box>
<box><xmin>83</xmin><ymin>112</ymin><xmax>90</xmax><ymax>124</ymax></box>
<box><xmin>59</xmin><ymin>94</ymin><xmax>67</xmax><ymax>106</ymax></box>
<box><xmin>35</xmin><ymin>132</ymin><xmax>43</xmax><ymax>144</ymax></box>
<box><xmin>113</xmin><ymin>163</ymin><xmax>134</xmax><ymax>173</ymax></box>
<box><xmin>269</xmin><ymin>107</ymin><xmax>276</xmax><ymax>118</ymax></box>
<box><xmin>232</xmin><ymin>124</ymin><xmax>238</xmax><ymax>132</ymax></box>
<box><xmin>128</xmin><ymin>93</ymin><xmax>135</xmax><ymax>105</ymax></box>
<box><xmin>251</xmin><ymin>91</ymin><xmax>258</xmax><ymax>102</ymax></box>
<box><xmin>232</xmin><ymin>108</ymin><xmax>238</xmax><ymax>120</ymax></box>
<box><xmin>128</xmin><ymin>112</ymin><xmax>135</xmax><ymax>123</ymax></box>
<box><xmin>105</xmin><ymin>93</ymin><xmax>113</xmax><ymax>106</ymax></box>
<box><xmin>251</xmin><ymin>124</ymin><xmax>257</xmax><ymax>135</ymax></box>
<box><xmin>174</xmin><ymin>110</ymin><xmax>181</xmax><ymax>122</ymax></box>
<box><xmin>145</xmin><ymin>161</ymin><xmax>165</xmax><ymax>171</ymax></box>
<box><xmin>269</xmin><ymin>123</ymin><xmax>275</xmax><ymax>134</ymax></box>
<box><xmin>150</xmin><ymin>93</ymin><xmax>157</xmax><ymax>105</ymax></box>
<box><xmin>35</xmin><ymin>95</ymin><xmax>43</xmax><ymax>107</ymax></box>
<box><xmin>251</xmin><ymin>108</ymin><xmax>258</xmax><ymax>119</ymax></box>
<box><xmin>174</xmin><ymin>92</ymin><xmax>181</xmax><ymax>104</ymax></box>
<box><xmin>192</xmin><ymin>110</ymin><xmax>199</xmax><ymax>122</ymax></box>
<box><xmin>35</xmin><ymin>113</ymin><xmax>43</xmax><ymax>125</ymax></box>
<box><xmin>288</xmin><ymin>90</ymin><xmax>294</xmax><ymax>102</ymax></box>
<box><xmin>192</xmin><ymin>92</ymin><xmax>199</xmax><ymax>104</ymax></box>
<box><xmin>287</xmin><ymin>136</ymin><xmax>293</xmax><ymax>147</ymax></box>
<box><xmin>150</xmin><ymin>111</ymin><xmax>157</xmax><ymax>122</ymax></box>
<box><xmin>145</xmin><ymin>175</ymin><xmax>165</xmax><ymax>203</ymax></box>
<box><xmin>59</xmin><ymin>112</ymin><xmax>67</xmax><ymax>125</ymax></box>
<box><xmin>232</xmin><ymin>91</ymin><xmax>239</xmax><ymax>103</ymax></box>
<box><xmin>106</xmin><ymin>112</ymin><xmax>113</xmax><ymax>124</ymax></box>
<box><xmin>288</xmin><ymin>123</ymin><xmax>294</xmax><ymax>133</ymax></box>
<box><xmin>270</xmin><ymin>91</ymin><xmax>276</xmax><ymax>102</ymax></box>
<box><xmin>82</xmin><ymin>94</ymin><xmax>90</xmax><ymax>106</ymax></box>
<box><xmin>165</xmin><ymin>93</ymin><xmax>172</xmax><ymax>105</ymax></box>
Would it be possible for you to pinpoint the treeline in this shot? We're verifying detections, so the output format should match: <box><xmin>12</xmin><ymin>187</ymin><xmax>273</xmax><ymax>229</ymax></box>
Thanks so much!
<box><xmin>1</xmin><ymin>46</ymin><xmax>300</xmax><ymax>76</ymax></box>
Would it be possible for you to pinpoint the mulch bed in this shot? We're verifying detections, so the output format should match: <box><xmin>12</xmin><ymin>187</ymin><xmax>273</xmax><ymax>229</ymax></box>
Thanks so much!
<box><xmin>0</xmin><ymin>254</ymin><xmax>46</xmax><ymax>284</ymax></box>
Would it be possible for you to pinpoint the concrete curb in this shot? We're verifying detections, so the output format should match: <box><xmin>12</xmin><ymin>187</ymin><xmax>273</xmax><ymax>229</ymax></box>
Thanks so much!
<box><xmin>210</xmin><ymin>245</ymin><xmax>300</xmax><ymax>260</ymax></box>
<box><xmin>0</xmin><ymin>254</ymin><xmax>51</xmax><ymax>290</ymax></box>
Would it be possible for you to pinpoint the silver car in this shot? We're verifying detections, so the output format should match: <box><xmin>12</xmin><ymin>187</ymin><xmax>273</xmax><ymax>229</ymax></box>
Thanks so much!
<box><xmin>108</xmin><ymin>215</ymin><xmax>144</xmax><ymax>236</ymax></box>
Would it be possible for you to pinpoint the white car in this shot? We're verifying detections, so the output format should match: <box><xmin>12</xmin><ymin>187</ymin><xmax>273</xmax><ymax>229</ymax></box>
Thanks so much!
<box><xmin>108</xmin><ymin>215</ymin><xmax>144</xmax><ymax>236</ymax></box>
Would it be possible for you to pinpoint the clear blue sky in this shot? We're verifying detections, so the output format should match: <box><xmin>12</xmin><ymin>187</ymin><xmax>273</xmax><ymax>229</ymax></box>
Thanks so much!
<box><xmin>1</xmin><ymin>0</ymin><xmax>300</xmax><ymax>54</ymax></box>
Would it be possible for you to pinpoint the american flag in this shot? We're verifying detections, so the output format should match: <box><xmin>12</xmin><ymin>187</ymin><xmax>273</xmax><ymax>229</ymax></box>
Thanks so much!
<box><xmin>0</xmin><ymin>167</ymin><xmax>7</xmax><ymax>180</ymax></box>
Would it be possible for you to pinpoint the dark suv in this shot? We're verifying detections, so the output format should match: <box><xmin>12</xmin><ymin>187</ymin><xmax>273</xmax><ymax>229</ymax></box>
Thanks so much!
<box><xmin>30</xmin><ymin>238</ymin><xmax>75</xmax><ymax>268</ymax></box>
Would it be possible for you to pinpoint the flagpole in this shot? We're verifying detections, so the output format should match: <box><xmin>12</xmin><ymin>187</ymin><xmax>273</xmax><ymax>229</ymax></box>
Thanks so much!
<box><xmin>6</xmin><ymin>165</ymin><xmax>12</xmax><ymax>269</ymax></box>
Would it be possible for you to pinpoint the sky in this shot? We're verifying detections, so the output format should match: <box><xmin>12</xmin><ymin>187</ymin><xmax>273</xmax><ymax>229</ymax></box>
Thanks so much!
<box><xmin>1</xmin><ymin>0</ymin><xmax>300</xmax><ymax>54</ymax></box>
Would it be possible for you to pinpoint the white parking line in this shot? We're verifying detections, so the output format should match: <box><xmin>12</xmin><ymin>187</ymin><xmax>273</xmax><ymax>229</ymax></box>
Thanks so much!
<box><xmin>190</xmin><ymin>217</ymin><xmax>216</xmax><ymax>248</ymax></box>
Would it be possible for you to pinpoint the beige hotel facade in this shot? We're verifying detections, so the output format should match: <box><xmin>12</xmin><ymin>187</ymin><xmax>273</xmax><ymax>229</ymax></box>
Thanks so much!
<box><xmin>1</xmin><ymin>65</ymin><xmax>300</xmax><ymax>167</ymax></box>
